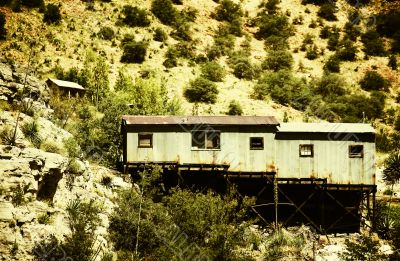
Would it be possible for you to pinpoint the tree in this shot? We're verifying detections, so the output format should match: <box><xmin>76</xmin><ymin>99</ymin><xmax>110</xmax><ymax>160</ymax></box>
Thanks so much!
<box><xmin>359</xmin><ymin>71</ymin><xmax>388</xmax><ymax>91</ymax></box>
<box><xmin>121</xmin><ymin>5</ymin><xmax>151</xmax><ymax>27</ymax></box>
<box><xmin>201</xmin><ymin>61</ymin><xmax>226</xmax><ymax>82</ymax></box>
<box><xmin>43</xmin><ymin>3</ymin><xmax>61</xmax><ymax>25</ymax></box>
<box><xmin>383</xmin><ymin>151</ymin><xmax>400</xmax><ymax>209</ymax></box>
<box><xmin>215</xmin><ymin>0</ymin><xmax>243</xmax><ymax>23</ymax></box>
<box><xmin>120</xmin><ymin>41</ymin><xmax>148</xmax><ymax>63</ymax></box>
<box><xmin>317</xmin><ymin>3</ymin><xmax>338</xmax><ymax>21</ymax></box>
<box><xmin>324</xmin><ymin>55</ymin><xmax>341</xmax><ymax>73</ymax></box>
<box><xmin>388</xmin><ymin>55</ymin><xmax>398</xmax><ymax>70</ymax></box>
<box><xmin>0</xmin><ymin>12</ymin><xmax>6</xmax><ymax>40</ymax></box>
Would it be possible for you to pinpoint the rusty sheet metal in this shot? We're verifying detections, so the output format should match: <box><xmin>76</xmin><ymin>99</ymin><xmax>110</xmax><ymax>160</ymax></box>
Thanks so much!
<box><xmin>122</xmin><ymin>115</ymin><xmax>279</xmax><ymax>126</ymax></box>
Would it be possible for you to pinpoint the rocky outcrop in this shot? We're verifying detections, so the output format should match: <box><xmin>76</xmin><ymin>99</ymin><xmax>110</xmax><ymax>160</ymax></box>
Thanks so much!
<box><xmin>0</xmin><ymin>62</ymin><xmax>49</xmax><ymax>114</ymax></box>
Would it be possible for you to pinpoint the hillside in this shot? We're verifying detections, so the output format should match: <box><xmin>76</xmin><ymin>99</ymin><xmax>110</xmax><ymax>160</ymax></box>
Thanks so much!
<box><xmin>0</xmin><ymin>0</ymin><xmax>399</xmax><ymax>123</ymax></box>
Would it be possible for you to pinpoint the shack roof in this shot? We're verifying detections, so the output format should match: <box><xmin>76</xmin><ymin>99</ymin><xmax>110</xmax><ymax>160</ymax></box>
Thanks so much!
<box><xmin>122</xmin><ymin>116</ymin><xmax>279</xmax><ymax>126</ymax></box>
<box><xmin>47</xmin><ymin>78</ymin><xmax>85</xmax><ymax>90</ymax></box>
<box><xmin>278</xmin><ymin>123</ymin><xmax>375</xmax><ymax>133</ymax></box>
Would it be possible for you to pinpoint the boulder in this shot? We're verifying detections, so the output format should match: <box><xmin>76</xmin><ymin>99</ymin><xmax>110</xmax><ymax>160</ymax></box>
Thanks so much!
<box><xmin>0</xmin><ymin>201</ymin><xmax>14</xmax><ymax>221</ymax></box>
<box><xmin>0</xmin><ymin>63</ymin><xmax>13</xmax><ymax>82</ymax></box>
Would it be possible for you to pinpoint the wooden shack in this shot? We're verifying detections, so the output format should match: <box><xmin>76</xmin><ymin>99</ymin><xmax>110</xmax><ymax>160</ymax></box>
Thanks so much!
<box><xmin>46</xmin><ymin>78</ymin><xmax>85</xmax><ymax>98</ymax></box>
<box><xmin>121</xmin><ymin>115</ymin><xmax>279</xmax><ymax>173</ymax></box>
<box><xmin>275</xmin><ymin>123</ymin><xmax>375</xmax><ymax>185</ymax></box>
<box><xmin>121</xmin><ymin>116</ymin><xmax>377</xmax><ymax>233</ymax></box>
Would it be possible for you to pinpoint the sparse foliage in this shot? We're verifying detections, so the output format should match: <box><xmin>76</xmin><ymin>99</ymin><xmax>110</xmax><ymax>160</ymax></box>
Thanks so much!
<box><xmin>121</xmin><ymin>5</ymin><xmax>151</xmax><ymax>27</ymax></box>
<box><xmin>0</xmin><ymin>12</ymin><xmax>6</xmax><ymax>40</ymax></box>
<box><xmin>151</xmin><ymin>0</ymin><xmax>177</xmax><ymax>25</ymax></box>
<box><xmin>262</xmin><ymin>50</ymin><xmax>293</xmax><ymax>72</ymax></box>
<box><xmin>201</xmin><ymin>61</ymin><xmax>226</xmax><ymax>82</ymax></box>
<box><xmin>227</xmin><ymin>100</ymin><xmax>243</xmax><ymax>115</ymax></box>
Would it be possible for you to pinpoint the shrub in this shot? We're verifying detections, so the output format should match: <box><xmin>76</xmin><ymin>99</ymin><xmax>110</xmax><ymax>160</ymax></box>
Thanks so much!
<box><xmin>120</xmin><ymin>41</ymin><xmax>148</xmax><ymax>63</ymax></box>
<box><xmin>0</xmin><ymin>12</ymin><xmax>6</xmax><ymax>40</ymax></box>
<box><xmin>253</xmin><ymin>70</ymin><xmax>311</xmax><ymax>110</ymax></box>
<box><xmin>66</xmin><ymin>159</ymin><xmax>82</xmax><ymax>174</ymax></box>
<box><xmin>215</xmin><ymin>0</ymin><xmax>243</xmax><ymax>23</ymax></box>
<box><xmin>0</xmin><ymin>126</ymin><xmax>15</xmax><ymax>145</ymax></box>
<box><xmin>153</xmin><ymin>27</ymin><xmax>168</xmax><ymax>42</ymax></box>
<box><xmin>43</xmin><ymin>4</ymin><xmax>61</xmax><ymax>25</ymax></box>
<box><xmin>262</xmin><ymin>50</ymin><xmax>293</xmax><ymax>71</ymax></box>
<box><xmin>313</xmin><ymin>73</ymin><xmax>347</xmax><ymax>100</ymax></box>
<box><xmin>121</xmin><ymin>5</ymin><xmax>151</xmax><ymax>27</ymax></box>
<box><xmin>336</xmin><ymin>39</ymin><xmax>357</xmax><ymax>61</ymax></box>
<box><xmin>388</xmin><ymin>55</ymin><xmax>398</xmax><ymax>70</ymax></box>
<box><xmin>233</xmin><ymin>58</ymin><xmax>258</xmax><ymax>80</ymax></box>
<box><xmin>184</xmin><ymin>77</ymin><xmax>219</xmax><ymax>104</ymax></box>
<box><xmin>339</xmin><ymin>234</ymin><xmax>388</xmax><ymax>261</ymax></box>
<box><xmin>323</xmin><ymin>55</ymin><xmax>341</xmax><ymax>73</ymax></box>
<box><xmin>101</xmin><ymin>175</ymin><xmax>112</xmax><ymax>187</ymax></box>
<box><xmin>264</xmin><ymin>35</ymin><xmax>289</xmax><ymax>50</ymax></box>
<box><xmin>12</xmin><ymin>185</ymin><xmax>25</xmax><ymax>206</ymax></box>
<box><xmin>97</xmin><ymin>26</ymin><xmax>115</xmax><ymax>40</ymax></box>
<box><xmin>227</xmin><ymin>100</ymin><xmax>243</xmax><ymax>115</ymax></box>
<box><xmin>344</xmin><ymin>21</ymin><xmax>361</xmax><ymax>41</ymax></box>
<box><xmin>376</xmin><ymin>11</ymin><xmax>400</xmax><ymax>38</ymax></box>
<box><xmin>256</xmin><ymin>13</ymin><xmax>293</xmax><ymax>40</ymax></box>
<box><xmin>392</xmin><ymin>32</ymin><xmax>400</xmax><ymax>53</ymax></box>
<box><xmin>181</xmin><ymin>6</ymin><xmax>198</xmax><ymax>23</ymax></box>
<box><xmin>317</xmin><ymin>3</ymin><xmax>337</xmax><ymax>21</ymax></box>
<box><xmin>37</xmin><ymin>213</ymin><xmax>52</xmax><ymax>224</ymax></box>
<box><xmin>207</xmin><ymin>34</ymin><xmax>235</xmax><ymax>60</ymax></box>
<box><xmin>21</xmin><ymin>120</ymin><xmax>42</xmax><ymax>148</ymax></box>
<box><xmin>320</xmin><ymin>26</ymin><xmax>331</xmax><ymax>39</ymax></box>
<box><xmin>41</xmin><ymin>140</ymin><xmax>62</xmax><ymax>154</ymax></box>
<box><xmin>306</xmin><ymin>44</ymin><xmax>319</xmax><ymax>60</ymax></box>
<box><xmin>201</xmin><ymin>61</ymin><xmax>226</xmax><ymax>82</ymax></box>
<box><xmin>359</xmin><ymin>71</ymin><xmax>389</xmax><ymax>91</ymax></box>
<box><xmin>151</xmin><ymin>0</ymin><xmax>177</xmax><ymax>25</ymax></box>
<box><xmin>361</xmin><ymin>30</ymin><xmax>386</xmax><ymax>56</ymax></box>
<box><xmin>327</xmin><ymin>30</ymin><xmax>340</xmax><ymax>51</ymax></box>
<box><xmin>170</xmin><ymin>19</ymin><xmax>192</xmax><ymax>41</ymax></box>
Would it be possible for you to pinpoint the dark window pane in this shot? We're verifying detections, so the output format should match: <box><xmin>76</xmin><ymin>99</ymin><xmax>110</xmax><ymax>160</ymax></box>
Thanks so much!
<box><xmin>250</xmin><ymin>137</ymin><xmax>264</xmax><ymax>150</ymax></box>
<box><xmin>349</xmin><ymin>145</ymin><xmax>363</xmax><ymax>158</ymax></box>
<box><xmin>192</xmin><ymin>131</ymin><xmax>205</xmax><ymax>149</ymax></box>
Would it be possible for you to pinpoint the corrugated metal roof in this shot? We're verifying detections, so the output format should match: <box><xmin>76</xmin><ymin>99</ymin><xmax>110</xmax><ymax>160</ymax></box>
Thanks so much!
<box><xmin>122</xmin><ymin>116</ymin><xmax>279</xmax><ymax>125</ymax></box>
<box><xmin>47</xmin><ymin>78</ymin><xmax>85</xmax><ymax>90</ymax></box>
<box><xmin>278</xmin><ymin>123</ymin><xmax>375</xmax><ymax>133</ymax></box>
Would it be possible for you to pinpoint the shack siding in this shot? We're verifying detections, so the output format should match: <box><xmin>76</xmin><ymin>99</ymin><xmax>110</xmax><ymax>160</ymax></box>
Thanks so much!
<box><xmin>275</xmin><ymin>139</ymin><xmax>375</xmax><ymax>184</ymax></box>
<box><xmin>126</xmin><ymin>132</ymin><xmax>276</xmax><ymax>172</ymax></box>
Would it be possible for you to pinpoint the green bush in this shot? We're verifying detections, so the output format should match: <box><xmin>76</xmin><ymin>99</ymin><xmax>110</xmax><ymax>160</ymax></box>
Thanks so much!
<box><xmin>151</xmin><ymin>0</ymin><xmax>177</xmax><ymax>25</ymax></box>
<box><xmin>97</xmin><ymin>26</ymin><xmax>115</xmax><ymax>40</ymax></box>
<box><xmin>376</xmin><ymin>11</ymin><xmax>400</xmax><ymax>38</ymax></box>
<box><xmin>361</xmin><ymin>30</ymin><xmax>386</xmax><ymax>56</ymax></box>
<box><xmin>262</xmin><ymin>50</ymin><xmax>293</xmax><ymax>71</ymax></box>
<box><xmin>0</xmin><ymin>126</ymin><xmax>15</xmax><ymax>145</ymax></box>
<box><xmin>37</xmin><ymin>213</ymin><xmax>52</xmax><ymax>224</ymax></box>
<box><xmin>359</xmin><ymin>71</ymin><xmax>389</xmax><ymax>91</ymax></box>
<box><xmin>233</xmin><ymin>58</ymin><xmax>258</xmax><ymax>80</ymax></box>
<box><xmin>121</xmin><ymin>5</ymin><xmax>151</xmax><ymax>27</ymax></box>
<box><xmin>327</xmin><ymin>31</ymin><xmax>340</xmax><ymax>51</ymax></box>
<box><xmin>184</xmin><ymin>77</ymin><xmax>219</xmax><ymax>104</ymax></box>
<box><xmin>336</xmin><ymin>39</ymin><xmax>357</xmax><ymax>61</ymax></box>
<box><xmin>181</xmin><ymin>6</ymin><xmax>198</xmax><ymax>23</ymax></box>
<box><xmin>256</xmin><ymin>13</ymin><xmax>293</xmax><ymax>40</ymax></box>
<box><xmin>214</xmin><ymin>0</ymin><xmax>243</xmax><ymax>23</ymax></box>
<box><xmin>120</xmin><ymin>41</ymin><xmax>148</xmax><ymax>63</ymax></box>
<box><xmin>43</xmin><ymin>4</ymin><xmax>61</xmax><ymax>25</ymax></box>
<box><xmin>41</xmin><ymin>140</ymin><xmax>62</xmax><ymax>154</ymax></box>
<box><xmin>339</xmin><ymin>234</ymin><xmax>388</xmax><ymax>261</ymax></box>
<box><xmin>21</xmin><ymin>120</ymin><xmax>42</xmax><ymax>148</ymax></box>
<box><xmin>253</xmin><ymin>70</ymin><xmax>311</xmax><ymax>110</ymax></box>
<box><xmin>207</xmin><ymin>34</ymin><xmax>235</xmax><ymax>60</ymax></box>
<box><xmin>344</xmin><ymin>21</ymin><xmax>361</xmax><ymax>41</ymax></box>
<box><xmin>323</xmin><ymin>55</ymin><xmax>341</xmax><ymax>73</ymax></box>
<box><xmin>201</xmin><ymin>61</ymin><xmax>226</xmax><ymax>82</ymax></box>
<box><xmin>264</xmin><ymin>35</ymin><xmax>289</xmax><ymax>50</ymax></box>
<box><xmin>0</xmin><ymin>12</ymin><xmax>6</xmax><ymax>40</ymax></box>
<box><xmin>313</xmin><ymin>73</ymin><xmax>347</xmax><ymax>100</ymax></box>
<box><xmin>305</xmin><ymin>44</ymin><xmax>319</xmax><ymax>60</ymax></box>
<box><xmin>153</xmin><ymin>27</ymin><xmax>168</xmax><ymax>42</ymax></box>
<box><xmin>227</xmin><ymin>100</ymin><xmax>243</xmax><ymax>115</ymax></box>
<box><xmin>317</xmin><ymin>3</ymin><xmax>337</xmax><ymax>21</ymax></box>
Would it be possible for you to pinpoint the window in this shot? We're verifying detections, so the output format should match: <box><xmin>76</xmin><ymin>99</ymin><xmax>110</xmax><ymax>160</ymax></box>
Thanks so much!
<box><xmin>349</xmin><ymin>145</ymin><xmax>363</xmax><ymax>158</ymax></box>
<box><xmin>191</xmin><ymin>131</ymin><xmax>220</xmax><ymax>150</ymax></box>
<box><xmin>299</xmin><ymin>144</ymin><xmax>313</xmax><ymax>157</ymax></box>
<box><xmin>250</xmin><ymin>137</ymin><xmax>264</xmax><ymax>150</ymax></box>
<box><xmin>138</xmin><ymin>133</ymin><xmax>152</xmax><ymax>148</ymax></box>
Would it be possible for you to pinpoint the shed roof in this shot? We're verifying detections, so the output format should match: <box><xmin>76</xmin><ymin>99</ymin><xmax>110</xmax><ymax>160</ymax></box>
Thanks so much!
<box><xmin>47</xmin><ymin>78</ymin><xmax>85</xmax><ymax>90</ymax></box>
<box><xmin>278</xmin><ymin>123</ymin><xmax>375</xmax><ymax>133</ymax></box>
<box><xmin>122</xmin><ymin>116</ymin><xmax>279</xmax><ymax>126</ymax></box>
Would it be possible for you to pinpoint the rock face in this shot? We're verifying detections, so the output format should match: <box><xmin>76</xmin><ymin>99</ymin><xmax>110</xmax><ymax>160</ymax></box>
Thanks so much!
<box><xmin>0</xmin><ymin>62</ymin><xmax>49</xmax><ymax>108</ymax></box>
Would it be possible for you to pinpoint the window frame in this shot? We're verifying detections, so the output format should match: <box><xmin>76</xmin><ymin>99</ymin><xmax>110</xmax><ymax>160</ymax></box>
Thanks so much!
<box><xmin>349</xmin><ymin>145</ymin><xmax>364</xmax><ymax>158</ymax></box>
<box><xmin>299</xmin><ymin>144</ymin><xmax>314</xmax><ymax>157</ymax></box>
<box><xmin>191</xmin><ymin>130</ymin><xmax>221</xmax><ymax>150</ymax></box>
<box><xmin>138</xmin><ymin>133</ymin><xmax>153</xmax><ymax>148</ymax></box>
<box><xmin>250</xmin><ymin>137</ymin><xmax>264</xmax><ymax>150</ymax></box>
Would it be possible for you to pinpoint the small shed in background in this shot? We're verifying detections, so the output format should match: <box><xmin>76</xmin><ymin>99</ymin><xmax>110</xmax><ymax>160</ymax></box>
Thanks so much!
<box><xmin>46</xmin><ymin>78</ymin><xmax>85</xmax><ymax>98</ymax></box>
